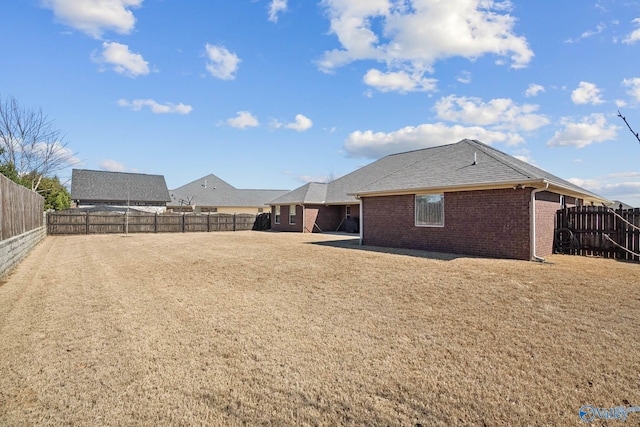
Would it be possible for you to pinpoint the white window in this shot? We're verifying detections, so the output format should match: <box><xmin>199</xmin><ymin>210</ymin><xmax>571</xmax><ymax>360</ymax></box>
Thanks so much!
<box><xmin>415</xmin><ymin>194</ymin><xmax>444</xmax><ymax>227</ymax></box>
<box><xmin>274</xmin><ymin>205</ymin><xmax>281</xmax><ymax>224</ymax></box>
<box><xmin>289</xmin><ymin>204</ymin><xmax>296</xmax><ymax>224</ymax></box>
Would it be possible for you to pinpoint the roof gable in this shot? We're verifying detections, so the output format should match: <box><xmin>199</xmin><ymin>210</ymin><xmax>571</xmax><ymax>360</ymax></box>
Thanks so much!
<box><xmin>269</xmin><ymin>182</ymin><xmax>328</xmax><ymax>205</ymax></box>
<box><xmin>71</xmin><ymin>169</ymin><xmax>171</xmax><ymax>203</ymax></box>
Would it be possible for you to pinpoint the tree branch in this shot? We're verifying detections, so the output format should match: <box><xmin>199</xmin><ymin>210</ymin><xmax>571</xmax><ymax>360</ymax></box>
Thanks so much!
<box><xmin>617</xmin><ymin>110</ymin><xmax>640</xmax><ymax>144</ymax></box>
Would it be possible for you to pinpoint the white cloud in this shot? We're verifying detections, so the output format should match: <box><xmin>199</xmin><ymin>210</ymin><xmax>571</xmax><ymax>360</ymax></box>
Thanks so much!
<box><xmin>344</xmin><ymin>122</ymin><xmax>520</xmax><ymax>158</ymax></box>
<box><xmin>568</xmin><ymin>175</ymin><xmax>640</xmax><ymax>207</ymax></box>
<box><xmin>434</xmin><ymin>95</ymin><xmax>550</xmax><ymax>133</ymax></box>
<box><xmin>525</xmin><ymin>83</ymin><xmax>545</xmax><ymax>97</ymax></box>
<box><xmin>363</xmin><ymin>69</ymin><xmax>437</xmax><ymax>93</ymax></box>
<box><xmin>41</xmin><ymin>0</ymin><xmax>143</xmax><ymax>39</ymax></box>
<box><xmin>204</xmin><ymin>44</ymin><xmax>241</xmax><ymax>80</ymax></box>
<box><xmin>271</xmin><ymin>114</ymin><xmax>314</xmax><ymax>131</ymax></box>
<box><xmin>285</xmin><ymin>114</ymin><xmax>313</xmax><ymax>131</ymax></box>
<box><xmin>100</xmin><ymin>159</ymin><xmax>128</xmax><ymax>172</ymax></box>
<box><xmin>622</xmin><ymin>18</ymin><xmax>640</xmax><ymax>44</ymax></box>
<box><xmin>571</xmin><ymin>81</ymin><xmax>604</xmax><ymax>105</ymax></box>
<box><xmin>318</xmin><ymin>0</ymin><xmax>533</xmax><ymax>93</ymax></box>
<box><xmin>93</xmin><ymin>42</ymin><xmax>150</xmax><ymax>77</ymax></box>
<box><xmin>622</xmin><ymin>78</ymin><xmax>640</xmax><ymax>103</ymax></box>
<box><xmin>117</xmin><ymin>99</ymin><xmax>193</xmax><ymax>114</ymax></box>
<box><xmin>456</xmin><ymin>71</ymin><xmax>472</xmax><ymax>84</ymax></box>
<box><xmin>268</xmin><ymin>0</ymin><xmax>288</xmax><ymax>23</ymax></box>
<box><xmin>547</xmin><ymin>114</ymin><xmax>618</xmax><ymax>148</ymax></box>
<box><xmin>564</xmin><ymin>23</ymin><xmax>606</xmax><ymax>43</ymax></box>
<box><xmin>511</xmin><ymin>148</ymin><xmax>536</xmax><ymax>165</ymax></box>
<box><xmin>227</xmin><ymin>111</ymin><xmax>259</xmax><ymax>129</ymax></box>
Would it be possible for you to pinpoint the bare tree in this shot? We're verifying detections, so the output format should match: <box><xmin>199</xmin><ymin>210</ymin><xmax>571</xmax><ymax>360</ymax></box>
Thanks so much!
<box><xmin>617</xmin><ymin>110</ymin><xmax>640</xmax><ymax>144</ymax></box>
<box><xmin>0</xmin><ymin>95</ymin><xmax>77</xmax><ymax>191</ymax></box>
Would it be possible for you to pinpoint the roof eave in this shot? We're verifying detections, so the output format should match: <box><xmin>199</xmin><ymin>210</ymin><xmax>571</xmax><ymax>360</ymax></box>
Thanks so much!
<box><xmin>350</xmin><ymin>179</ymin><xmax>545</xmax><ymax>197</ymax></box>
<box><xmin>351</xmin><ymin>179</ymin><xmax>610</xmax><ymax>204</ymax></box>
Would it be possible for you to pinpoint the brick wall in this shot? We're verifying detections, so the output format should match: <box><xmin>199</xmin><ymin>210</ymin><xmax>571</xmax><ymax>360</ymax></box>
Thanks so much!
<box><xmin>271</xmin><ymin>205</ymin><xmax>303</xmax><ymax>232</ymax></box>
<box><xmin>362</xmin><ymin>188</ymin><xmax>533</xmax><ymax>260</ymax></box>
<box><xmin>310</xmin><ymin>205</ymin><xmax>343</xmax><ymax>233</ymax></box>
<box><xmin>272</xmin><ymin>204</ymin><xmax>354</xmax><ymax>233</ymax></box>
<box><xmin>534</xmin><ymin>191</ymin><xmax>579</xmax><ymax>257</ymax></box>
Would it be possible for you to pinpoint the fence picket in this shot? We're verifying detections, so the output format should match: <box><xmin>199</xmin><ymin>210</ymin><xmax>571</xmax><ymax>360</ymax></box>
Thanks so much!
<box><xmin>47</xmin><ymin>212</ymin><xmax>272</xmax><ymax>235</ymax></box>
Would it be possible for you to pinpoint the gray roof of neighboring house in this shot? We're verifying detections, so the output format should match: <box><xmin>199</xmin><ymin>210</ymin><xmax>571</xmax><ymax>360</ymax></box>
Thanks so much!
<box><xmin>270</xmin><ymin>139</ymin><xmax>606</xmax><ymax>205</ymax></box>
<box><xmin>607</xmin><ymin>200</ymin><xmax>634</xmax><ymax>210</ymax></box>
<box><xmin>71</xmin><ymin>169</ymin><xmax>171</xmax><ymax>203</ymax></box>
<box><xmin>168</xmin><ymin>174</ymin><xmax>289</xmax><ymax>207</ymax></box>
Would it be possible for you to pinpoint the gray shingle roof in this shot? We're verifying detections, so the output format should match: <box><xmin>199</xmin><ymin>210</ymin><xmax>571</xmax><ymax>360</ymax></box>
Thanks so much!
<box><xmin>268</xmin><ymin>182</ymin><xmax>328</xmax><ymax>205</ymax></box>
<box><xmin>71</xmin><ymin>169</ymin><xmax>171</xmax><ymax>203</ymax></box>
<box><xmin>168</xmin><ymin>174</ymin><xmax>289</xmax><ymax>207</ymax></box>
<box><xmin>355</xmin><ymin>139</ymin><xmax>604</xmax><ymax>200</ymax></box>
<box><xmin>270</xmin><ymin>139</ymin><xmax>606</xmax><ymax>205</ymax></box>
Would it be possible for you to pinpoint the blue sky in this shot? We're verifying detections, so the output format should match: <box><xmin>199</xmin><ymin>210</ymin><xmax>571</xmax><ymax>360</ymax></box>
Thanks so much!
<box><xmin>2</xmin><ymin>0</ymin><xmax>640</xmax><ymax>206</ymax></box>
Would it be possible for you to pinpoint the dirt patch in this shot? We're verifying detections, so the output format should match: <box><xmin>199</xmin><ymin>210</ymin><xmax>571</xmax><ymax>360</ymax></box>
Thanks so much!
<box><xmin>0</xmin><ymin>232</ymin><xmax>639</xmax><ymax>425</ymax></box>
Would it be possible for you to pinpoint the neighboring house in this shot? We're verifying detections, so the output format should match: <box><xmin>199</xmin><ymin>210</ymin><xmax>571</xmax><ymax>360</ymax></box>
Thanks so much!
<box><xmin>351</xmin><ymin>139</ymin><xmax>608</xmax><ymax>260</ymax></box>
<box><xmin>71</xmin><ymin>169</ymin><xmax>171</xmax><ymax>213</ymax></box>
<box><xmin>168</xmin><ymin>174</ymin><xmax>288</xmax><ymax>215</ymax></box>
<box><xmin>272</xmin><ymin>139</ymin><xmax>608</xmax><ymax>260</ymax></box>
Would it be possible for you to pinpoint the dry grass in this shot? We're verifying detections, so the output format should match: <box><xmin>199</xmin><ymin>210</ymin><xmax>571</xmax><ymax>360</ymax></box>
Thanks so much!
<box><xmin>0</xmin><ymin>231</ymin><xmax>639</xmax><ymax>426</ymax></box>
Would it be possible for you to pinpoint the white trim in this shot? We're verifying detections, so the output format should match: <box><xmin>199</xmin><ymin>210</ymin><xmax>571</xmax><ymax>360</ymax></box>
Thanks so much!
<box><xmin>530</xmin><ymin>183</ymin><xmax>549</xmax><ymax>262</ymax></box>
<box><xmin>289</xmin><ymin>204</ymin><xmax>296</xmax><ymax>225</ymax></box>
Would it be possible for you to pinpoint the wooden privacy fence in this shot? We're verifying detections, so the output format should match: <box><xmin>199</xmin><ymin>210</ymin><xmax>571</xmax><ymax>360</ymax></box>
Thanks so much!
<box><xmin>47</xmin><ymin>211</ymin><xmax>271</xmax><ymax>235</ymax></box>
<box><xmin>555</xmin><ymin>206</ymin><xmax>640</xmax><ymax>262</ymax></box>
<box><xmin>1</xmin><ymin>173</ymin><xmax>44</xmax><ymax>241</ymax></box>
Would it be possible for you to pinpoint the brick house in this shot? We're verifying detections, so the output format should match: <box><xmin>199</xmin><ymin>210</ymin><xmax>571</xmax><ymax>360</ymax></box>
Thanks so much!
<box><xmin>268</xmin><ymin>182</ymin><xmax>360</xmax><ymax>233</ymax></box>
<box><xmin>269</xmin><ymin>137</ymin><xmax>478</xmax><ymax>233</ymax></box>
<box><xmin>351</xmin><ymin>139</ymin><xmax>608</xmax><ymax>260</ymax></box>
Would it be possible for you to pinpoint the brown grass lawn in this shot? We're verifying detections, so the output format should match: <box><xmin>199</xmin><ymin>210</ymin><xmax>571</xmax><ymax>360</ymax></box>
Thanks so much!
<box><xmin>0</xmin><ymin>231</ymin><xmax>639</xmax><ymax>426</ymax></box>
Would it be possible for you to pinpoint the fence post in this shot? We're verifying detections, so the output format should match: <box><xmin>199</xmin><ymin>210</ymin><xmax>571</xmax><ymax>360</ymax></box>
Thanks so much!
<box><xmin>182</xmin><ymin>213</ymin><xmax>186</xmax><ymax>233</ymax></box>
<box><xmin>233</xmin><ymin>214</ymin><xmax>236</xmax><ymax>232</ymax></box>
<box><xmin>155</xmin><ymin>212</ymin><xmax>158</xmax><ymax>233</ymax></box>
<box><xmin>85</xmin><ymin>212</ymin><xmax>89</xmax><ymax>235</ymax></box>
<box><xmin>207</xmin><ymin>214</ymin><xmax>211</xmax><ymax>233</ymax></box>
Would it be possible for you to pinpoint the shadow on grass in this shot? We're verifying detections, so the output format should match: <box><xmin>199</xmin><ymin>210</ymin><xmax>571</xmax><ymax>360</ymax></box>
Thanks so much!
<box><xmin>306</xmin><ymin>237</ymin><xmax>471</xmax><ymax>262</ymax></box>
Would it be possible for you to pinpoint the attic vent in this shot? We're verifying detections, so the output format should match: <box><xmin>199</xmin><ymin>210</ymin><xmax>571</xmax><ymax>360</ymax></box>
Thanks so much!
<box><xmin>203</xmin><ymin>179</ymin><xmax>207</xmax><ymax>188</ymax></box>
<box><xmin>473</xmin><ymin>152</ymin><xmax>477</xmax><ymax>165</ymax></box>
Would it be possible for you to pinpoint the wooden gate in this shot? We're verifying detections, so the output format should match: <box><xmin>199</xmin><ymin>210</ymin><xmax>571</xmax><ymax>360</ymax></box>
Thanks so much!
<box><xmin>555</xmin><ymin>206</ymin><xmax>640</xmax><ymax>262</ymax></box>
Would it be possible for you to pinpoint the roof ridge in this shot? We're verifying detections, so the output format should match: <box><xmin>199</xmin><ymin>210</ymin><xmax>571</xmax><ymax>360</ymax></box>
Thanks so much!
<box><xmin>464</xmin><ymin>139</ymin><xmax>536</xmax><ymax>180</ymax></box>
<box><xmin>354</xmin><ymin>143</ymin><xmax>459</xmax><ymax>192</ymax></box>
<box><xmin>73</xmin><ymin>168</ymin><xmax>164</xmax><ymax>178</ymax></box>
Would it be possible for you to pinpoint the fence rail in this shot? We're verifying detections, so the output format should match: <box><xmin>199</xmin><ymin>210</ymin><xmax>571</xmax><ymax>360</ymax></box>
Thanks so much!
<box><xmin>555</xmin><ymin>206</ymin><xmax>640</xmax><ymax>262</ymax></box>
<box><xmin>47</xmin><ymin>211</ymin><xmax>271</xmax><ymax>235</ymax></box>
<box><xmin>1</xmin><ymin>173</ymin><xmax>45</xmax><ymax>241</ymax></box>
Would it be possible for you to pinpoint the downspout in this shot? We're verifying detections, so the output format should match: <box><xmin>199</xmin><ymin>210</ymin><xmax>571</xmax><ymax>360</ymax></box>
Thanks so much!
<box><xmin>300</xmin><ymin>204</ymin><xmax>306</xmax><ymax>233</ymax></box>
<box><xmin>530</xmin><ymin>182</ymin><xmax>549</xmax><ymax>262</ymax></box>
<box><xmin>356</xmin><ymin>195</ymin><xmax>363</xmax><ymax>246</ymax></box>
